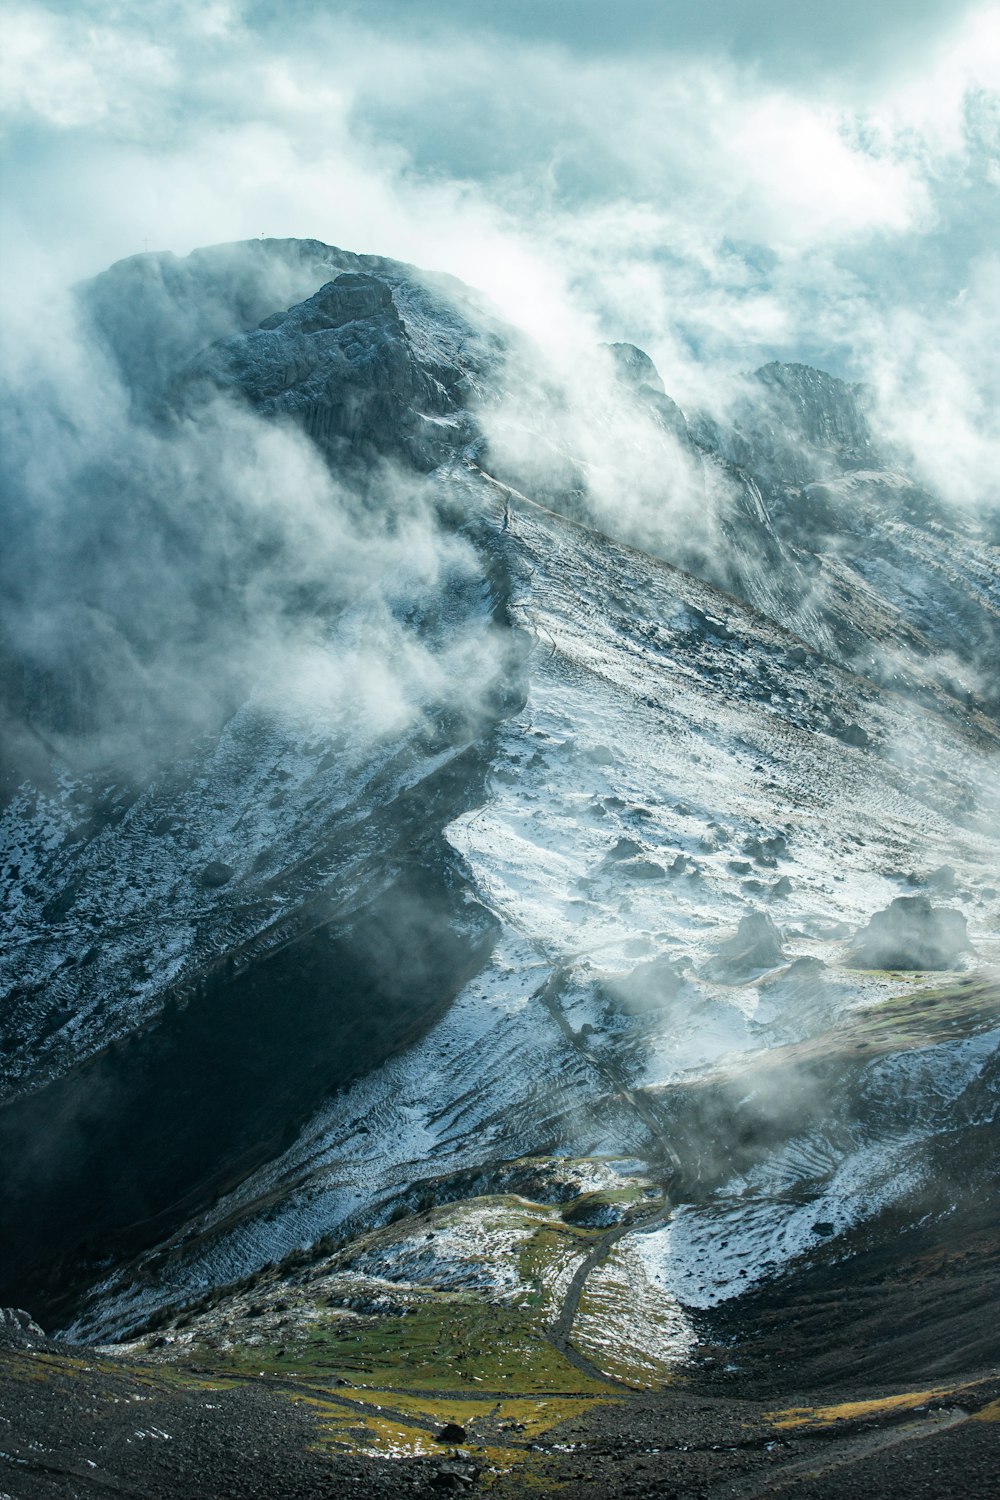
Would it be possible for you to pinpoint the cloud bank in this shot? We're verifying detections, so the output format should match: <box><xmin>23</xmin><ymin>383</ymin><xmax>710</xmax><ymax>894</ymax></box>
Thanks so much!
<box><xmin>1</xmin><ymin>0</ymin><xmax>998</xmax><ymax>512</ymax></box>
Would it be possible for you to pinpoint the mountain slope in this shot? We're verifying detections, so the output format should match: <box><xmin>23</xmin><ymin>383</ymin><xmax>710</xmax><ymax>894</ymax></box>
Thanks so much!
<box><xmin>1</xmin><ymin>237</ymin><xmax>998</xmax><ymax>1498</ymax></box>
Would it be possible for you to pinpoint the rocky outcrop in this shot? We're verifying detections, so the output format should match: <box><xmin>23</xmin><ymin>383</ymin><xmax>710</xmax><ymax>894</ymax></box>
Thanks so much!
<box><xmin>694</xmin><ymin>362</ymin><xmax>875</xmax><ymax>486</ymax></box>
<box><xmin>609</xmin><ymin>955</ymin><xmax>686</xmax><ymax>1014</ymax></box>
<box><xmin>179</xmin><ymin>272</ymin><xmax>474</xmax><ymax>470</ymax></box>
<box><xmin>702</xmin><ymin>911</ymin><xmax>785</xmax><ymax>982</ymax></box>
<box><xmin>604</xmin><ymin>340</ymin><xmax>689</xmax><ymax>441</ymax></box>
<box><xmin>0</xmin><ymin>1307</ymin><xmax>45</xmax><ymax>1347</ymax></box>
<box><xmin>847</xmin><ymin>896</ymin><xmax>972</xmax><ymax>970</ymax></box>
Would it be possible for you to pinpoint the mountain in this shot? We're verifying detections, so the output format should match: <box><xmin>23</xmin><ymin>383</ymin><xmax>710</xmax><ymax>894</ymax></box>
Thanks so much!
<box><xmin>1</xmin><ymin>239</ymin><xmax>999</xmax><ymax>1498</ymax></box>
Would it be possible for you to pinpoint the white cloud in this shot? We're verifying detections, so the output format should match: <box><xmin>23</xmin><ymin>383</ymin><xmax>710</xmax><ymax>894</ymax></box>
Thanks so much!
<box><xmin>1</xmin><ymin>0</ymin><xmax>997</xmax><ymax>506</ymax></box>
<box><xmin>0</xmin><ymin>5</ymin><xmax>175</xmax><ymax>130</ymax></box>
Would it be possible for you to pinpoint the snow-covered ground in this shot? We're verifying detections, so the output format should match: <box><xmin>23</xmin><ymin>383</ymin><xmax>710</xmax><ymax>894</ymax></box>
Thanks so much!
<box><xmin>58</xmin><ymin>480</ymin><xmax>1000</xmax><ymax>1343</ymax></box>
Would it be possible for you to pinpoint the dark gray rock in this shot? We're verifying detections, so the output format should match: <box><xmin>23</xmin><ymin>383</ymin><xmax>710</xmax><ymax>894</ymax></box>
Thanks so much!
<box><xmin>605</xmin><ymin>836</ymin><xmax>645</xmax><ymax>862</ymax></box>
<box><xmin>434</xmin><ymin>1422</ymin><xmax>467</xmax><ymax>1444</ymax></box>
<box><xmin>198</xmin><ymin>861</ymin><xmax>234</xmax><ymax>888</ymax></box>
<box><xmin>181</xmin><ymin>272</ymin><xmax>459</xmax><ymax>470</ymax></box>
<box><xmin>703</xmin><ymin>911</ymin><xmax>785</xmax><ymax>982</ymax></box>
<box><xmin>621</xmin><ymin>858</ymin><xmax>667</xmax><ymax>881</ymax></box>
<box><xmin>0</xmin><ymin>1307</ymin><xmax>45</xmax><ymax>1346</ymax></box>
<box><xmin>847</xmin><ymin>895</ymin><xmax>972</xmax><ymax>970</ymax></box>
<box><xmin>829</xmin><ymin>716</ymin><xmax>871</xmax><ymax>750</ymax></box>
<box><xmin>743</xmin><ymin>833</ymin><xmax>788</xmax><ymax>862</ymax></box>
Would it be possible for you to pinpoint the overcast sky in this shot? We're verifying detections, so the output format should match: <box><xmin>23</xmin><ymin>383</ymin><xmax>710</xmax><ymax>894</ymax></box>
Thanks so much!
<box><xmin>1</xmin><ymin>1</ymin><xmax>998</xmax><ymax>498</ymax></box>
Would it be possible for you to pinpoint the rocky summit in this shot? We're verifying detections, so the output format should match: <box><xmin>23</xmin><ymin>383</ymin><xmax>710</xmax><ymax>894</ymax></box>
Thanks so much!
<box><xmin>1</xmin><ymin>238</ymin><xmax>999</xmax><ymax>1499</ymax></box>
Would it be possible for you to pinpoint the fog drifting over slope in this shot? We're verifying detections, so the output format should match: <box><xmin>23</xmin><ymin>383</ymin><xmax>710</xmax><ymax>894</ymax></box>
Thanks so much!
<box><xmin>2</xmin><ymin>0</ymin><xmax>998</xmax><ymax>511</ymax></box>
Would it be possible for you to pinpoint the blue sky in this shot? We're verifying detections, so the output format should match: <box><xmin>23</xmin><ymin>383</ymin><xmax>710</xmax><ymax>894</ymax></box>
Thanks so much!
<box><xmin>1</xmin><ymin>1</ymin><xmax>998</xmax><ymax>501</ymax></box>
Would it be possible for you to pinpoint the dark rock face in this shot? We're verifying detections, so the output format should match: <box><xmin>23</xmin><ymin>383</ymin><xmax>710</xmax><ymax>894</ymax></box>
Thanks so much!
<box><xmin>695</xmin><ymin>362</ymin><xmax>874</xmax><ymax>486</ymax></box>
<box><xmin>703</xmin><ymin>911</ymin><xmax>785</xmax><ymax>982</ymax></box>
<box><xmin>198</xmin><ymin>860</ymin><xmax>234</xmax><ymax>888</ymax></box>
<box><xmin>0</xmin><ymin>860</ymin><xmax>500</xmax><ymax>1324</ymax></box>
<box><xmin>848</xmin><ymin>895</ymin><xmax>972</xmax><ymax>970</ymax></box>
<box><xmin>0</xmin><ymin>1307</ymin><xmax>45</xmax><ymax>1347</ymax></box>
<box><xmin>434</xmin><ymin>1422</ymin><xmax>467</xmax><ymax>1444</ymax></box>
<box><xmin>181</xmin><ymin>272</ymin><xmax>467</xmax><ymax>471</ymax></box>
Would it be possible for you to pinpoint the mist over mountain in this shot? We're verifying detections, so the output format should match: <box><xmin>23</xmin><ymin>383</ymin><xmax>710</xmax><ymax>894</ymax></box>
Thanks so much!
<box><xmin>0</xmin><ymin>232</ymin><xmax>998</xmax><ymax>1498</ymax></box>
<box><xmin>2</xmin><ymin>3</ymin><xmax>1000</xmax><ymax>1496</ymax></box>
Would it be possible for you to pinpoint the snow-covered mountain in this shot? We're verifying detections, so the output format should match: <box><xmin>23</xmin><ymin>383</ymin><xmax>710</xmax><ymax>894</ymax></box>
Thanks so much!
<box><xmin>1</xmin><ymin>239</ymin><xmax>998</xmax><ymax>1494</ymax></box>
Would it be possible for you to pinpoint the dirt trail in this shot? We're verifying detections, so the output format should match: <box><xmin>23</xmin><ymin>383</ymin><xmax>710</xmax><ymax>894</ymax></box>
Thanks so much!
<box><xmin>531</xmin><ymin>966</ymin><xmax>676</xmax><ymax>1386</ymax></box>
<box><xmin>545</xmin><ymin>1203</ymin><xmax>671</xmax><ymax>1390</ymax></box>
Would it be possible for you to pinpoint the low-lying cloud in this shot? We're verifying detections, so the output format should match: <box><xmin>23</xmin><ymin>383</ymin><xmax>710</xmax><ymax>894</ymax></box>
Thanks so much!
<box><xmin>0</xmin><ymin>269</ymin><xmax>506</xmax><ymax>782</ymax></box>
<box><xmin>1</xmin><ymin>0</ymin><xmax>998</xmax><ymax>514</ymax></box>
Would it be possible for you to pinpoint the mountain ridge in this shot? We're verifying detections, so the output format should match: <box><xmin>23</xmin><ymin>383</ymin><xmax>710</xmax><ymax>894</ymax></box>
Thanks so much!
<box><xmin>1</xmin><ymin>236</ymin><xmax>998</xmax><ymax>1499</ymax></box>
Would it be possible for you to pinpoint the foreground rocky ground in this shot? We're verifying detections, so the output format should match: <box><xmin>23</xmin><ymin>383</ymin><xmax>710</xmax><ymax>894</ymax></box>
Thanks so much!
<box><xmin>3</xmin><ymin>973</ymin><xmax>998</xmax><ymax>1497</ymax></box>
<box><xmin>3</xmin><ymin>1242</ymin><xmax>999</xmax><ymax>1499</ymax></box>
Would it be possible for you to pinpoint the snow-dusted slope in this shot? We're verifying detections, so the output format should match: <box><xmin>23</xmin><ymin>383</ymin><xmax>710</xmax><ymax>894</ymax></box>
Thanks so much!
<box><xmin>1</xmin><ymin>239</ymin><xmax>998</xmax><ymax>1360</ymax></box>
<box><xmin>57</xmin><ymin>472</ymin><xmax>1000</xmax><ymax>1342</ymax></box>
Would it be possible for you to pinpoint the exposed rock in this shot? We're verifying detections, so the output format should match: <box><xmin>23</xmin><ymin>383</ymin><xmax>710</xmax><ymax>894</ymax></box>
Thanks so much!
<box><xmin>703</xmin><ymin>911</ymin><xmax>785</xmax><ymax>982</ymax></box>
<box><xmin>179</xmin><ymin>270</ymin><xmax>475</xmax><ymax>471</ymax></box>
<box><xmin>609</xmin><ymin>955</ymin><xmax>685</xmax><ymax>1014</ymax></box>
<box><xmin>847</xmin><ymin>896</ymin><xmax>973</xmax><ymax>970</ymax></box>
<box><xmin>583</xmin><ymin>743</ymin><xmax>615</xmax><ymax>765</ymax></box>
<box><xmin>756</xmin><ymin>957</ymin><xmax>838</xmax><ymax>1039</ymax></box>
<box><xmin>829</xmin><ymin>716</ymin><xmax>871</xmax><ymax>750</ymax></box>
<box><xmin>197</xmin><ymin>861</ymin><xmax>234</xmax><ymax>888</ymax></box>
<box><xmin>694</xmin><ymin>361</ymin><xmax>875</xmax><ymax>487</ymax></box>
<box><xmin>605</xmin><ymin>836</ymin><xmax>645</xmax><ymax>862</ymax></box>
<box><xmin>621</xmin><ymin>858</ymin><xmax>667</xmax><ymax>880</ymax></box>
<box><xmin>0</xmin><ymin>1307</ymin><xmax>45</xmax><ymax>1347</ymax></box>
<box><xmin>687</xmin><ymin>605</ymin><xmax>733</xmax><ymax>641</ymax></box>
<box><xmin>604</xmin><ymin>341</ymin><xmax>689</xmax><ymax>442</ymax></box>
<box><xmin>801</xmin><ymin>917</ymin><xmax>853</xmax><ymax>939</ymax></box>
<box><xmin>434</xmin><ymin>1422</ymin><xmax>467</xmax><ymax>1444</ymax></box>
<box><xmin>743</xmin><ymin>833</ymin><xmax>787</xmax><ymax>864</ymax></box>
<box><xmin>430</xmin><ymin>1466</ymin><xmax>476</xmax><ymax>1491</ymax></box>
<box><xmin>562</xmin><ymin>1195</ymin><xmax>628</xmax><ymax>1228</ymax></box>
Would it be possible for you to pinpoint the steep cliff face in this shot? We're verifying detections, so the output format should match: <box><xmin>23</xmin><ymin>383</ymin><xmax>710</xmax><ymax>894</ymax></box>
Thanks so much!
<box><xmin>696</xmin><ymin>360</ymin><xmax>876</xmax><ymax>483</ymax></box>
<box><xmin>1</xmin><ymin>240</ymin><xmax>998</xmax><ymax>1476</ymax></box>
<box><xmin>177</xmin><ymin>271</ymin><xmax>491</xmax><ymax>472</ymax></box>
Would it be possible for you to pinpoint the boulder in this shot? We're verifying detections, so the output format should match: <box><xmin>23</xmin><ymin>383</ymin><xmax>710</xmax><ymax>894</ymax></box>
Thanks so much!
<box><xmin>756</xmin><ymin>957</ymin><xmax>838</xmax><ymax>1038</ymax></box>
<box><xmin>0</xmin><ymin>1307</ymin><xmax>45</xmax><ymax>1347</ymax></box>
<box><xmin>847</xmin><ymin>895</ymin><xmax>972</xmax><ymax>970</ymax></box>
<box><xmin>610</xmin><ymin>955</ymin><xmax>685</xmax><ymax>1014</ymax></box>
<box><xmin>434</xmin><ymin>1423</ymin><xmax>468</xmax><ymax>1444</ymax></box>
<box><xmin>620</xmin><ymin>858</ymin><xmax>667</xmax><ymax>881</ymax></box>
<box><xmin>605</xmin><ymin>836</ymin><xmax>645</xmax><ymax>862</ymax></box>
<box><xmin>198</xmin><ymin>861</ymin><xmax>234</xmax><ymax>888</ymax></box>
<box><xmin>703</xmin><ymin>911</ymin><xmax>785</xmax><ymax>982</ymax></box>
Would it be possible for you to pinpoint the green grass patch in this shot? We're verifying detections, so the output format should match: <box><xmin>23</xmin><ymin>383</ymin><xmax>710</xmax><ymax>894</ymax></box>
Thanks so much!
<box><xmin>186</xmin><ymin>1296</ymin><xmax>607</xmax><ymax>1394</ymax></box>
